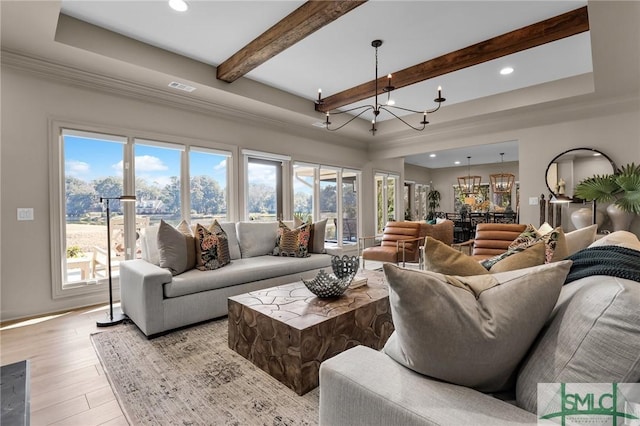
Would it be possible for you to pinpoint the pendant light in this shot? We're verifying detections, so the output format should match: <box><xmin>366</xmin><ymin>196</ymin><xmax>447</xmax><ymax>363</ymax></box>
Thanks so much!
<box><xmin>490</xmin><ymin>153</ymin><xmax>515</xmax><ymax>194</ymax></box>
<box><xmin>457</xmin><ymin>156</ymin><xmax>482</xmax><ymax>196</ymax></box>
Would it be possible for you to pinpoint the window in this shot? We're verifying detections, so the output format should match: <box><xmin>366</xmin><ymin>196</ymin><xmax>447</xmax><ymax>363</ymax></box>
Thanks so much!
<box><xmin>58</xmin><ymin>129</ymin><xmax>128</xmax><ymax>292</ymax></box>
<box><xmin>52</xmin><ymin>123</ymin><xmax>233</xmax><ymax>298</ymax></box>
<box><xmin>189</xmin><ymin>147</ymin><xmax>230</xmax><ymax>226</ymax></box>
<box><xmin>294</xmin><ymin>162</ymin><xmax>360</xmax><ymax>245</ymax></box>
<box><xmin>244</xmin><ymin>150</ymin><xmax>290</xmax><ymax>221</ymax></box>
<box><xmin>341</xmin><ymin>171</ymin><xmax>359</xmax><ymax>243</ymax></box>
<box><xmin>414</xmin><ymin>184</ymin><xmax>428</xmax><ymax>221</ymax></box>
<box><xmin>134</xmin><ymin>139</ymin><xmax>183</xmax><ymax>226</ymax></box>
<box><xmin>375</xmin><ymin>172</ymin><xmax>399</xmax><ymax>235</ymax></box>
<box><xmin>293</xmin><ymin>163</ymin><xmax>316</xmax><ymax>222</ymax></box>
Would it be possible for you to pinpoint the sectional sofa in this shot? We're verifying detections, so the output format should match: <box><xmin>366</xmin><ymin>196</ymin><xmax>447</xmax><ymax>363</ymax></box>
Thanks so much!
<box><xmin>320</xmin><ymin>230</ymin><xmax>640</xmax><ymax>425</ymax></box>
<box><xmin>120</xmin><ymin>221</ymin><xmax>332</xmax><ymax>337</ymax></box>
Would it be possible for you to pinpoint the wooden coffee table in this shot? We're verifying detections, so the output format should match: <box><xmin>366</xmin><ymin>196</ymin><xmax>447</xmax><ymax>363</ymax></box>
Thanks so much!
<box><xmin>228</xmin><ymin>268</ymin><xmax>393</xmax><ymax>395</ymax></box>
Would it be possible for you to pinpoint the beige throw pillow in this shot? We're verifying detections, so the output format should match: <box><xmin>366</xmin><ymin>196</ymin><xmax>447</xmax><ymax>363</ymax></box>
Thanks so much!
<box><xmin>489</xmin><ymin>242</ymin><xmax>546</xmax><ymax>273</ymax></box>
<box><xmin>423</xmin><ymin>237</ymin><xmax>489</xmax><ymax>276</ymax></box>
<box><xmin>565</xmin><ymin>224</ymin><xmax>598</xmax><ymax>255</ymax></box>
<box><xmin>157</xmin><ymin>219</ymin><xmax>197</xmax><ymax>275</ymax></box>
<box><xmin>382</xmin><ymin>261</ymin><xmax>572</xmax><ymax>392</ymax></box>
<box><xmin>424</xmin><ymin>237</ymin><xmax>546</xmax><ymax>275</ymax></box>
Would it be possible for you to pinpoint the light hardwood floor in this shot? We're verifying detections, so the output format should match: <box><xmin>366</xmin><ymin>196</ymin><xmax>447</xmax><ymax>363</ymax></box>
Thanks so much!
<box><xmin>1</xmin><ymin>304</ymin><xmax>128</xmax><ymax>425</ymax></box>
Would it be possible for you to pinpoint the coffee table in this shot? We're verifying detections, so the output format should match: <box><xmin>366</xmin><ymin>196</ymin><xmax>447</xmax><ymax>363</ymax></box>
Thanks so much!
<box><xmin>228</xmin><ymin>268</ymin><xmax>393</xmax><ymax>395</ymax></box>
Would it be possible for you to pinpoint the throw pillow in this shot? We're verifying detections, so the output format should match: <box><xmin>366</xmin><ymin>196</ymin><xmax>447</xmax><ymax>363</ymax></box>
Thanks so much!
<box><xmin>273</xmin><ymin>221</ymin><xmax>311</xmax><ymax>257</ymax></box>
<box><xmin>194</xmin><ymin>221</ymin><xmax>231</xmax><ymax>271</ymax></box>
<box><xmin>294</xmin><ymin>217</ymin><xmax>327</xmax><ymax>253</ymax></box>
<box><xmin>423</xmin><ymin>237</ymin><xmax>489</xmax><ymax>276</ymax></box>
<box><xmin>157</xmin><ymin>219</ymin><xmax>197</xmax><ymax>275</ymax></box>
<box><xmin>382</xmin><ymin>261</ymin><xmax>572</xmax><ymax>392</ymax></box>
<box><xmin>483</xmin><ymin>225</ymin><xmax>568</xmax><ymax>269</ymax></box>
<box><xmin>489</xmin><ymin>242</ymin><xmax>546</xmax><ymax>273</ymax></box>
<box><xmin>565</xmin><ymin>224</ymin><xmax>597</xmax><ymax>255</ymax></box>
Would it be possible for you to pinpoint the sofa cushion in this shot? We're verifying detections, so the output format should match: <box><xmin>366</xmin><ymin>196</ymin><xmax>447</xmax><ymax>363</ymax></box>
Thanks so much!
<box><xmin>194</xmin><ymin>222</ymin><xmax>231</xmax><ymax>271</ymax></box>
<box><xmin>565</xmin><ymin>224</ymin><xmax>598</xmax><ymax>255</ymax></box>
<box><xmin>382</xmin><ymin>261</ymin><xmax>571</xmax><ymax>392</ymax></box>
<box><xmin>294</xmin><ymin>217</ymin><xmax>328</xmax><ymax>254</ymax></box>
<box><xmin>273</xmin><ymin>221</ymin><xmax>311</xmax><ymax>257</ymax></box>
<box><xmin>236</xmin><ymin>222</ymin><xmax>278</xmax><ymax>258</ymax></box>
<box><xmin>589</xmin><ymin>230</ymin><xmax>640</xmax><ymax>251</ymax></box>
<box><xmin>157</xmin><ymin>220</ymin><xmax>197</xmax><ymax>275</ymax></box>
<box><xmin>516</xmin><ymin>275</ymin><xmax>640</xmax><ymax>413</ymax></box>
<box><xmin>164</xmin><ymin>254</ymin><xmax>331</xmax><ymax>298</ymax></box>
<box><xmin>218</xmin><ymin>222</ymin><xmax>241</xmax><ymax>260</ymax></box>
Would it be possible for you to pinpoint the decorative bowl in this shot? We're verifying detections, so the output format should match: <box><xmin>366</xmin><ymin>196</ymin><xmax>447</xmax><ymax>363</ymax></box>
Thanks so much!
<box><xmin>302</xmin><ymin>269</ymin><xmax>355</xmax><ymax>298</ymax></box>
<box><xmin>331</xmin><ymin>255</ymin><xmax>359</xmax><ymax>279</ymax></box>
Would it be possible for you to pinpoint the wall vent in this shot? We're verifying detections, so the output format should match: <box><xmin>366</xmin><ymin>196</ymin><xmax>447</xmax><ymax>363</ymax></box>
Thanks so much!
<box><xmin>168</xmin><ymin>81</ymin><xmax>196</xmax><ymax>92</ymax></box>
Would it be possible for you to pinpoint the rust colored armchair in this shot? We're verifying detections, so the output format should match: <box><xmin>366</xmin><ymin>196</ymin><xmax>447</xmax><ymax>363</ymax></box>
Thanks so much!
<box><xmin>460</xmin><ymin>223</ymin><xmax>527</xmax><ymax>260</ymax></box>
<box><xmin>360</xmin><ymin>221</ymin><xmax>424</xmax><ymax>268</ymax></box>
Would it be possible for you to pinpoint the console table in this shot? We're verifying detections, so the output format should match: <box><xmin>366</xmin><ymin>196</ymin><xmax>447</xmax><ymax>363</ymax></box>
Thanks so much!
<box><xmin>228</xmin><ymin>269</ymin><xmax>393</xmax><ymax>395</ymax></box>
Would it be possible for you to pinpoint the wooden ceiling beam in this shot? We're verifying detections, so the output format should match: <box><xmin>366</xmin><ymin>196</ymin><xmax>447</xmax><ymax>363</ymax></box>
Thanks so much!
<box><xmin>316</xmin><ymin>6</ymin><xmax>589</xmax><ymax>112</ymax></box>
<box><xmin>217</xmin><ymin>0</ymin><xmax>367</xmax><ymax>83</ymax></box>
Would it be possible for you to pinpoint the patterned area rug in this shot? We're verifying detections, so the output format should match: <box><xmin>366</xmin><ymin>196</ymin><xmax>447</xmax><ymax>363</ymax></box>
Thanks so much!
<box><xmin>91</xmin><ymin>319</ymin><xmax>319</xmax><ymax>425</ymax></box>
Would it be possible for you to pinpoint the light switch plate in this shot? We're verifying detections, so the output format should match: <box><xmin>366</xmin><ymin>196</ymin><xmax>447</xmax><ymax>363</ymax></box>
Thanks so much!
<box><xmin>529</xmin><ymin>197</ymin><xmax>539</xmax><ymax>206</ymax></box>
<box><xmin>17</xmin><ymin>208</ymin><xmax>34</xmax><ymax>221</ymax></box>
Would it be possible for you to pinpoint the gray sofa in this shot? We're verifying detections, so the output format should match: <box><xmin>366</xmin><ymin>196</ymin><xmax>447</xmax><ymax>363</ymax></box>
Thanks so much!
<box><xmin>120</xmin><ymin>221</ymin><xmax>332</xmax><ymax>337</ymax></box>
<box><xmin>320</xmin><ymin>232</ymin><xmax>640</xmax><ymax>425</ymax></box>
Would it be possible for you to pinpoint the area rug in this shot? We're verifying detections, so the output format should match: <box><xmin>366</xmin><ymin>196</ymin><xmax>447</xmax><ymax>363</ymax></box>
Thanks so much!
<box><xmin>91</xmin><ymin>319</ymin><xmax>319</xmax><ymax>425</ymax></box>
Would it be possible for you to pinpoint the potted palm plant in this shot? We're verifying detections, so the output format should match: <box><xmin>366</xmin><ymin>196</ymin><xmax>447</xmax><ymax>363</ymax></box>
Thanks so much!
<box><xmin>574</xmin><ymin>163</ymin><xmax>640</xmax><ymax>231</ymax></box>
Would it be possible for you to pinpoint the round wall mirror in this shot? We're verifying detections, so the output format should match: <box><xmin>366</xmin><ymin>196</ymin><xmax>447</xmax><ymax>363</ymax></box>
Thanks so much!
<box><xmin>545</xmin><ymin>148</ymin><xmax>615</xmax><ymax>199</ymax></box>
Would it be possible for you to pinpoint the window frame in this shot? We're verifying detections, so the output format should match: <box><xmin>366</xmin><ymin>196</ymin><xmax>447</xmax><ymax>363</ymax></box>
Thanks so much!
<box><xmin>49</xmin><ymin>119</ymin><xmax>235</xmax><ymax>299</ymax></box>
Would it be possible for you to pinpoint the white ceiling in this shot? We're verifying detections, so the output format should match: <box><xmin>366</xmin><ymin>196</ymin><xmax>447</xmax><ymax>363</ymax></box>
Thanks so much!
<box><xmin>2</xmin><ymin>1</ymin><xmax>600</xmax><ymax>169</ymax></box>
<box><xmin>56</xmin><ymin>0</ymin><xmax>590</xmax><ymax>168</ymax></box>
<box><xmin>60</xmin><ymin>0</ymin><xmax>591</xmax><ymax>124</ymax></box>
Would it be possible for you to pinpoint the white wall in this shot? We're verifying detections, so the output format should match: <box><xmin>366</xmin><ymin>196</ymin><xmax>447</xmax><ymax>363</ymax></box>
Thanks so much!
<box><xmin>0</xmin><ymin>65</ymin><xmax>385</xmax><ymax>321</ymax></box>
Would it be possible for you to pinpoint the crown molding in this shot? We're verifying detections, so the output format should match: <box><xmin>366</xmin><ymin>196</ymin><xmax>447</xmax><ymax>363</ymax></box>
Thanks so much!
<box><xmin>1</xmin><ymin>49</ymin><xmax>366</xmax><ymax>149</ymax></box>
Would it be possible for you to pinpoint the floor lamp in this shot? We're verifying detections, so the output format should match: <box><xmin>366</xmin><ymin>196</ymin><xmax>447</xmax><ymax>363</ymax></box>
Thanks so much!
<box><xmin>97</xmin><ymin>195</ymin><xmax>136</xmax><ymax>327</ymax></box>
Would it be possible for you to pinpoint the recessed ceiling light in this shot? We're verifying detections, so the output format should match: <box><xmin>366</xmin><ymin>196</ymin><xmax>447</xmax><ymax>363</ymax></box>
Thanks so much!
<box><xmin>169</xmin><ymin>0</ymin><xmax>188</xmax><ymax>12</ymax></box>
<box><xmin>500</xmin><ymin>66</ymin><xmax>514</xmax><ymax>75</ymax></box>
<box><xmin>429</xmin><ymin>154</ymin><xmax>436</xmax><ymax>158</ymax></box>
<box><xmin>454</xmin><ymin>161</ymin><xmax>461</xmax><ymax>165</ymax></box>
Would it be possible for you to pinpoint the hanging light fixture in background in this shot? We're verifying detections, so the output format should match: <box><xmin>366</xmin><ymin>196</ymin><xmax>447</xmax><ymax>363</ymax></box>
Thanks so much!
<box><xmin>457</xmin><ymin>156</ymin><xmax>482</xmax><ymax>196</ymax></box>
<box><xmin>316</xmin><ymin>40</ymin><xmax>445</xmax><ymax>135</ymax></box>
<box><xmin>490</xmin><ymin>153</ymin><xmax>515</xmax><ymax>193</ymax></box>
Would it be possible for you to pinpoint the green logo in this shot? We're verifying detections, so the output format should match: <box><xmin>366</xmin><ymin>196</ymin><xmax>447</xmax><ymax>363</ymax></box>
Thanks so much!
<box><xmin>538</xmin><ymin>383</ymin><xmax>640</xmax><ymax>425</ymax></box>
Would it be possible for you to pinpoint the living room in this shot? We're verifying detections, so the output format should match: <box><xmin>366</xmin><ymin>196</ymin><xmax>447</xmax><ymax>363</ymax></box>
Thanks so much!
<box><xmin>1</xmin><ymin>1</ymin><xmax>639</xmax><ymax>425</ymax></box>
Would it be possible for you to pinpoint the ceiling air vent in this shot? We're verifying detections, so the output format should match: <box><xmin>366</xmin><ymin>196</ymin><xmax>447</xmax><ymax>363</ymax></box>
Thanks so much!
<box><xmin>168</xmin><ymin>81</ymin><xmax>196</xmax><ymax>92</ymax></box>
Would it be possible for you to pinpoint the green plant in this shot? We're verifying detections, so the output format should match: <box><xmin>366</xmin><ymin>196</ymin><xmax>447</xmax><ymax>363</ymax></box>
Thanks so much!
<box><xmin>427</xmin><ymin>188</ymin><xmax>441</xmax><ymax>220</ymax></box>
<box><xmin>66</xmin><ymin>245</ymin><xmax>84</xmax><ymax>258</ymax></box>
<box><xmin>574</xmin><ymin>162</ymin><xmax>640</xmax><ymax>214</ymax></box>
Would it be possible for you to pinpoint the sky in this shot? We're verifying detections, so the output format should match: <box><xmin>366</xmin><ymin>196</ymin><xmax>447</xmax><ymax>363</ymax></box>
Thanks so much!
<box><xmin>64</xmin><ymin>135</ymin><xmax>228</xmax><ymax>187</ymax></box>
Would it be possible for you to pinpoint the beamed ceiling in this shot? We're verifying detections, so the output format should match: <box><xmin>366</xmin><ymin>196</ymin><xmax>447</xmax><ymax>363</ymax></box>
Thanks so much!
<box><xmin>5</xmin><ymin>1</ymin><xmax>638</xmax><ymax>166</ymax></box>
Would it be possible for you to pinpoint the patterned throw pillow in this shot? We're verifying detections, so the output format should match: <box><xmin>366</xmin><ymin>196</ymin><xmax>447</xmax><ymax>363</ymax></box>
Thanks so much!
<box><xmin>273</xmin><ymin>221</ymin><xmax>311</xmax><ymax>258</ymax></box>
<box><xmin>194</xmin><ymin>221</ymin><xmax>231</xmax><ymax>271</ymax></box>
<box><xmin>482</xmin><ymin>224</ymin><xmax>568</xmax><ymax>269</ymax></box>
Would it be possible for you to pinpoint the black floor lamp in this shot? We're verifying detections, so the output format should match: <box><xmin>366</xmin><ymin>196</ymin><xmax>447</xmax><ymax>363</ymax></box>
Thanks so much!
<box><xmin>97</xmin><ymin>195</ymin><xmax>136</xmax><ymax>327</ymax></box>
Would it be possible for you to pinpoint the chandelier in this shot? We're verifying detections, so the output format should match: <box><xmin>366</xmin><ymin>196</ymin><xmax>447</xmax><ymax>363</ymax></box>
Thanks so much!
<box><xmin>457</xmin><ymin>156</ymin><xmax>482</xmax><ymax>196</ymax></box>
<box><xmin>315</xmin><ymin>40</ymin><xmax>445</xmax><ymax>135</ymax></box>
<box><xmin>489</xmin><ymin>153</ymin><xmax>515</xmax><ymax>194</ymax></box>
